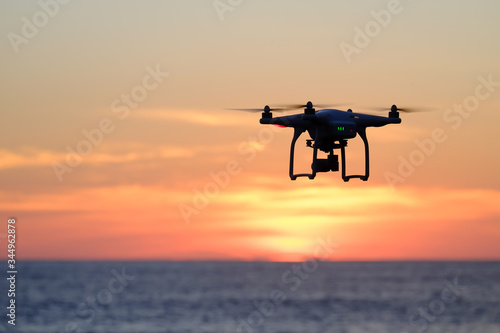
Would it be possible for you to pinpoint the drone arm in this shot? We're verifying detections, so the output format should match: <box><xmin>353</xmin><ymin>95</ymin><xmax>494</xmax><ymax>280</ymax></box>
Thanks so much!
<box><xmin>341</xmin><ymin>127</ymin><xmax>369</xmax><ymax>181</ymax></box>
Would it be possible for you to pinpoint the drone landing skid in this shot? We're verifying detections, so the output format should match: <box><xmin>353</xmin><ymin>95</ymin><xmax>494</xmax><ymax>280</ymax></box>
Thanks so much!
<box><xmin>289</xmin><ymin>128</ymin><xmax>317</xmax><ymax>180</ymax></box>
<box><xmin>340</xmin><ymin>127</ymin><xmax>369</xmax><ymax>182</ymax></box>
<box><xmin>289</xmin><ymin>127</ymin><xmax>370</xmax><ymax>182</ymax></box>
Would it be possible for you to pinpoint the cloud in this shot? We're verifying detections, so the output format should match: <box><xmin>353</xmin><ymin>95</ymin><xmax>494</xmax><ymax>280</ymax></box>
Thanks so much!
<box><xmin>0</xmin><ymin>148</ymin><xmax>63</xmax><ymax>169</ymax></box>
<box><xmin>214</xmin><ymin>181</ymin><xmax>500</xmax><ymax>225</ymax></box>
<box><xmin>0</xmin><ymin>145</ymin><xmax>194</xmax><ymax>171</ymax></box>
<box><xmin>132</xmin><ymin>108</ymin><xmax>254</xmax><ymax>127</ymax></box>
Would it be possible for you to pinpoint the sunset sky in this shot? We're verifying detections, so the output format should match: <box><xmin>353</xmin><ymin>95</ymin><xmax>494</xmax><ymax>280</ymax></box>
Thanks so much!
<box><xmin>1</xmin><ymin>0</ymin><xmax>499</xmax><ymax>261</ymax></box>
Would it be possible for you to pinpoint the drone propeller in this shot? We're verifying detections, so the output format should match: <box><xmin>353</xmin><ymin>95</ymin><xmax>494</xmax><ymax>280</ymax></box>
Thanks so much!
<box><xmin>228</xmin><ymin>101</ymin><xmax>352</xmax><ymax>114</ymax></box>
<box><xmin>278</xmin><ymin>102</ymin><xmax>349</xmax><ymax>110</ymax></box>
<box><xmin>226</xmin><ymin>106</ymin><xmax>285</xmax><ymax>113</ymax></box>
<box><xmin>279</xmin><ymin>102</ymin><xmax>314</xmax><ymax>110</ymax></box>
<box><xmin>370</xmin><ymin>105</ymin><xmax>435</xmax><ymax>113</ymax></box>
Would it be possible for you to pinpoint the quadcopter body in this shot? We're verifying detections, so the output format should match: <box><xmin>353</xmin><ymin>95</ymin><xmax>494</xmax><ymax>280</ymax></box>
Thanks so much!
<box><xmin>258</xmin><ymin>101</ymin><xmax>402</xmax><ymax>181</ymax></box>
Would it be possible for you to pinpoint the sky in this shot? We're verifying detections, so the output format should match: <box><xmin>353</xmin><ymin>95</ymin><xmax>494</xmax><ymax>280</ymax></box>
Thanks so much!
<box><xmin>0</xmin><ymin>0</ymin><xmax>499</xmax><ymax>261</ymax></box>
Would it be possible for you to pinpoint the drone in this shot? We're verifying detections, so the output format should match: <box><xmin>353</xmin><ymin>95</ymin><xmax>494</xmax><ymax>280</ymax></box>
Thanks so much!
<box><xmin>234</xmin><ymin>101</ymin><xmax>407</xmax><ymax>181</ymax></box>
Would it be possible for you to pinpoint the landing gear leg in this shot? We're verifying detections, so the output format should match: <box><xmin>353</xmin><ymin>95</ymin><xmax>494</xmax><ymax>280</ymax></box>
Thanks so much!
<box><xmin>341</xmin><ymin>127</ymin><xmax>370</xmax><ymax>182</ymax></box>
<box><xmin>289</xmin><ymin>127</ymin><xmax>317</xmax><ymax>180</ymax></box>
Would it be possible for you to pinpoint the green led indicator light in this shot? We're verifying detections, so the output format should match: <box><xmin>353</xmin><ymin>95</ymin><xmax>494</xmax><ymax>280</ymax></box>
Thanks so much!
<box><xmin>337</xmin><ymin>126</ymin><xmax>345</xmax><ymax>131</ymax></box>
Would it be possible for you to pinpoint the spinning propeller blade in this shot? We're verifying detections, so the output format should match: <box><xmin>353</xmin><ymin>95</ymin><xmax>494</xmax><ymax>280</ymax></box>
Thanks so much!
<box><xmin>370</xmin><ymin>105</ymin><xmax>436</xmax><ymax>113</ymax></box>
<box><xmin>278</xmin><ymin>102</ymin><xmax>349</xmax><ymax>110</ymax></box>
<box><xmin>226</xmin><ymin>106</ymin><xmax>285</xmax><ymax>113</ymax></box>
<box><xmin>228</xmin><ymin>101</ymin><xmax>353</xmax><ymax>113</ymax></box>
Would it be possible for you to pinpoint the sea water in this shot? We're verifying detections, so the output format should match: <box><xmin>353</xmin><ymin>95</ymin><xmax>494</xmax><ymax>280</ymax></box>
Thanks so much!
<box><xmin>1</xmin><ymin>261</ymin><xmax>499</xmax><ymax>332</ymax></box>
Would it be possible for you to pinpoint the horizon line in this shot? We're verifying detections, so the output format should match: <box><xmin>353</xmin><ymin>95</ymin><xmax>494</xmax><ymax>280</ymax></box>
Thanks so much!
<box><xmin>9</xmin><ymin>258</ymin><xmax>500</xmax><ymax>263</ymax></box>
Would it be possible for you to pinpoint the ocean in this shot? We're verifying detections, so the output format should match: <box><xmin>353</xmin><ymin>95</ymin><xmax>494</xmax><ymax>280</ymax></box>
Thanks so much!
<box><xmin>1</xmin><ymin>261</ymin><xmax>499</xmax><ymax>332</ymax></box>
